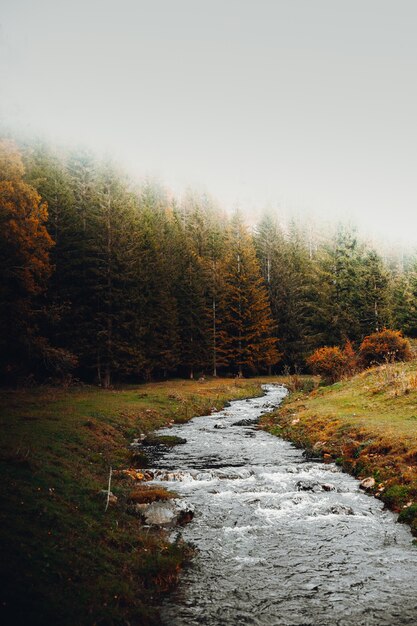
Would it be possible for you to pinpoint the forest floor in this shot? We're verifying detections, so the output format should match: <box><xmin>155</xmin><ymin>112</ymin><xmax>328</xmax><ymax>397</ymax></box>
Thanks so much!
<box><xmin>0</xmin><ymin>376</ymin><xmax>287</xmax><ymax>626</ymax></box>
<box><xmin>261</xmin><ymin>361</ymin><xmax>417</xmax><ymax>539</ymax></box>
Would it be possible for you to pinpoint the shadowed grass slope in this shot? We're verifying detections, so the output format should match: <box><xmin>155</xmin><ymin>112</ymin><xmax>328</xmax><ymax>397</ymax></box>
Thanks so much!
<box><xmin>0</xmin><ymin>377</ymin><xmax>282</xmax><ymax>626</ymax></box>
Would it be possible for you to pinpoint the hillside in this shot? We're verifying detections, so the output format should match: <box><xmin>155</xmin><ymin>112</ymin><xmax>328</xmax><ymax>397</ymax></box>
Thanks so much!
<box><xmin>262</xmin><ymin>362</ymin><xmax>417</xmax><ymax>537</ymax></box>
<box><xmin>0</xmin><ymin>377</ymin><xmax>276</xmax><ymax>626</ymax></box>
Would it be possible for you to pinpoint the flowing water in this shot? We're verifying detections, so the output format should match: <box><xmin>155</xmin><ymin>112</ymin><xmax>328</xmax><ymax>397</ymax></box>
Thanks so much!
<box><xmin>149</xmin><ymin>385</ymin><xmax>417</xmax><ymax>625</ymax></box>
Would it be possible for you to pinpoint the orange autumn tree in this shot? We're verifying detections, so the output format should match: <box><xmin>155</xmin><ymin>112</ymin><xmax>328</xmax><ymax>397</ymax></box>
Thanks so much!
<box><xmin>0</xmin><ymin>139</ymin><xmax>54</xmax><ymax>378</ymax></box>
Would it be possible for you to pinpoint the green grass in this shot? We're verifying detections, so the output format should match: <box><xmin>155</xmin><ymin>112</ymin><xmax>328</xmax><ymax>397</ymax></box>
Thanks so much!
<box><xmin>261</xmin><ymin>362</ymin><xmax>417</xmax><ymax>537</ymax></box>
<box><xmin>0</xmin><ymin>376</ymin><xmax>283</xmax><ymax>626</ymax></box>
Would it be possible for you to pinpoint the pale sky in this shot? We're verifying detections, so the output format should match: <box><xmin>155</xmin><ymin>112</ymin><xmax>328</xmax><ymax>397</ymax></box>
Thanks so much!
<box><xmin>1</xmin><ymin>0</ymin><xmax>417</xmax><ymax>245</ymax></box>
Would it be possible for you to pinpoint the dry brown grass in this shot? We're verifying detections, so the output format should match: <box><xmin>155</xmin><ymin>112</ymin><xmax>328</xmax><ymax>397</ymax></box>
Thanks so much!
<box><xmin>127</xmin><ymin>486</ymin><xmax>177</xmax><ymax>504</ymax></box>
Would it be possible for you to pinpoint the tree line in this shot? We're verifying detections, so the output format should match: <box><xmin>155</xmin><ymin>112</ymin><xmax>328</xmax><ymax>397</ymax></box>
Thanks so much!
<box><xmin>1</xmin><ymin>136</ymin><xmax>416</xmax><ymax>386</ymax></box>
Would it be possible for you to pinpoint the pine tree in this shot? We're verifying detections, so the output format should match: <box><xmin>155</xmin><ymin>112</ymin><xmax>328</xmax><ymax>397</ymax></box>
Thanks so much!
<box><xmin>134</xmin><ymin>182</ymin><xmax>180</xmax><ymax>379</ymax></box>
<box><xmin>23</xmin><ymin>142</ymin><xmax>76</xmax><ymax>356</ymax></box>
<box><xmin>205</xmin><ymin>225</ymin><xmax>228</xmax><ymax>376</ymax></box>
<box><xmin>92</xmin><ymin>162</ymin><xmax>141</xmax><ymax>386</ymax></box>
<box><xmin>175</xmin><ymin>191</ymin><xmax>228</xmax><ymax>376</ymax></box>
<box><xmin>220</xmin><ymin>213</ymin><xmax>279</xmax><ymax>375</ymax></box>
<box><xmin>175</xmin><ymin>246</ymin><xmax>210</xmax><ymax>378</ymax></box>
<box><xmin>401</xmin><ymin>261</ymin><xmax>417</xmax><ymax>337</ymax></box>
<box><xmin>318</xmin><ymin>226</ymin><xmax>365</xmax><ymax>345</ymax></box>
<box><xmin>255</xmin><ymin>215</ymin><xmax>316</xmax><ymax>369</ymax></box>
<box><xmin>358</xmin><ymin>249</ymin><xmax>390</xmax><ymax>335</ymax></box>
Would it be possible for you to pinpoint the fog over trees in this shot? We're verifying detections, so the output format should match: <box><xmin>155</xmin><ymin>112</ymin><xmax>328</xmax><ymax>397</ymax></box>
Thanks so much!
<box><xmin>1</xmin><ymin>136</ymin><xmax>415</xmax><ymax>386</ymax></box>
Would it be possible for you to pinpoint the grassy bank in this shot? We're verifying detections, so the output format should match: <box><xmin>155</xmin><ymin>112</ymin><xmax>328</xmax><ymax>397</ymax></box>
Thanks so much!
<box><xmin>0</xmin><ymin>376</ymin><xmax>281</xmax><ymax>626</ymax></box>
<box><xmin>261</xmin><ymin>362</ymin><xmax>417</xmax><ymax>537</ymax></box>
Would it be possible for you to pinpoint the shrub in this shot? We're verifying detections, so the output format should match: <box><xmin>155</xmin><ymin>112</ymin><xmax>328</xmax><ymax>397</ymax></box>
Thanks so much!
<box><xmin>398</xmin><ymin>503</ymin><xmax>417</xmax><ymax>525</ymax></box>
<box><xmin>343</xmin><ymin>340</ymin><xmax>358</xmax><ymax>375</ymax></box>
<box><xmin>307</xmin><ymin>346</ymin><xmax>348</xmax><ymax>383</ymax></box>
<box><xmin>359</xmin><ymin>329</ymin><xmax>412</xmax><ymax>366</ymax></box>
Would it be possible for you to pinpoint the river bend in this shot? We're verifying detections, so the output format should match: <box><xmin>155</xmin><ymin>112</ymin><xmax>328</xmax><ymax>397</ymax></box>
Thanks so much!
<box><xmin>149</xmin><ymin>384</ymin><xmax>417</xmax><ymax>625</ymax></box>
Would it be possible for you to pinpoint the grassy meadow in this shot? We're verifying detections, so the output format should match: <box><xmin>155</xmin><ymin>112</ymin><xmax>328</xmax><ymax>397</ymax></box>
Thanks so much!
<box><xmin>3</xmin><ymin>364</ymin><xmax>417</xmax><ymax>626</ymax></box>
<box><xmin>0</xmin><ymin>376</ymin><xmax>283</xmax><ymax>626</ymax></box>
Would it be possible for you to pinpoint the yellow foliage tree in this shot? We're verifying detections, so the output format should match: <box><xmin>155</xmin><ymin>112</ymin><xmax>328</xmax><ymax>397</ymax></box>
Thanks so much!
<box><xmin>0</xmin><ymin>139</ymin><xmax>54</xmax><ymax>378</ymax></box>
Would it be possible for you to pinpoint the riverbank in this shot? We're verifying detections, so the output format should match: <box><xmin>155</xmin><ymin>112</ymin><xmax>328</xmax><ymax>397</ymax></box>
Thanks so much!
<box><xmin>261</xmin><ymin>361</ymin><xmax>417</xmax><ymax>537</ymax></box>
<box><xmin>0</xmin><ymin>376</ymin><xmax>283</xmax><ymax>626</ymax></box>
<box><xmin>147</xmin><ymin>383</ymin><xmax>417</xmax><ymax>625</ymax></box>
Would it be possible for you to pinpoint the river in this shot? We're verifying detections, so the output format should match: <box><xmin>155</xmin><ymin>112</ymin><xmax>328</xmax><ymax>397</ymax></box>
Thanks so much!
<box><xmin>148</xmin><ymin>384</ymin><xmax>417</xmax><ymax>625</ymax></box>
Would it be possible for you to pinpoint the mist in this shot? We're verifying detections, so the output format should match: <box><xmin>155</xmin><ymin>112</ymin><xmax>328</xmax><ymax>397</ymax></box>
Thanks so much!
<box><xmin>1</xmin><ymin>0</ymin><xmax>417</xmax><ymax>245</ymax></box>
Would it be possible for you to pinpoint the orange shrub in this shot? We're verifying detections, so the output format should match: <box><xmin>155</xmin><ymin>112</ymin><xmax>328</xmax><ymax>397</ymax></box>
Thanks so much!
<box><xmin>307</xmin><ymin>346</ymin><xmax>349</xmax><ymax>383</ymax></box>
<box><xmin>343</xmin><ymin>340</ymin><xmax>358</xmax><ymax>375</ymax></box>
<box><xmin>359</xmin><ymin>329</ymin><xmax>412</xmax><ymax>366</ymax></box>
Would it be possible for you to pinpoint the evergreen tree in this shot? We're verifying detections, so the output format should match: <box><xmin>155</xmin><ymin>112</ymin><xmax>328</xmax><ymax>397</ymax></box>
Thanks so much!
<box><xmin>134</xmin><ymin>182</ymin><xmax>180</xmax><ymax>379</ymax></box>
<box><xmin>358</xmin><ymin>249</ymin><xmax>390</xmax><ymax>335</ymax></box>
<box><xmin>318</xmin><ymin>226</ymin><xmax>364</xmax><ymax>345</ymax></box>
<box><xmin>24</xmin><ymin>141</ymin><xmax>76</xmax><ymax>359</ymax></box>
<box><xmin>220</xmin><ymin>213</ymin><xmax>279</xmax><ymax>375</ymax></box>
<box><xmin>401</xmin><ymin>261</ymin><xmax>417</xmax><ymax>337</ymax></box>
<box><xmin>91</xmin><ymin>162</ymin><xmax>141</xmax><ymax>386</ymax></box>
<box><xmin>176</xmin><ymin>191</ymin><xmax>228</xmax><ymax>376</ymax></box>
<box><xmin>205</xmin><ymin>225</ymin><xmax>228</xmax><ymax>376</ymax></box>
<box><xmin>255</xmin><ymin>215</ymin><xmax>316</xmax><ymax>369</ymax></box>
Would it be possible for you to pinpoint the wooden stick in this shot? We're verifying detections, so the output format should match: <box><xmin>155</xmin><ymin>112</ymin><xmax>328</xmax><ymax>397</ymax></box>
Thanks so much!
<box><xmin>105</xmin><ymin>466</ymin><xmax>112</xmax><ymax>512</ymax></box>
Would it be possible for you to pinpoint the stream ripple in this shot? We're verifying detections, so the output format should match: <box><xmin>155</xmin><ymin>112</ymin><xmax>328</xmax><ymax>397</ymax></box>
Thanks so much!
<box><xmin>149</xmin><ymin>385</ymin><xmax>417</xmax><ymax>625</ymax></box>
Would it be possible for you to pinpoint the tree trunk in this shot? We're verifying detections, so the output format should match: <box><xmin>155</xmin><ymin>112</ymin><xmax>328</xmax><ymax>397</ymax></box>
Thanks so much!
<box><xmin>97</xmin><ymin>355</ymin><xmax>102</xmax><ymax>386</ymax></box>
<box><xmin>103</xmin><ymin>364</ymin><xmax>111</xmax><ymax>389</ymax></box>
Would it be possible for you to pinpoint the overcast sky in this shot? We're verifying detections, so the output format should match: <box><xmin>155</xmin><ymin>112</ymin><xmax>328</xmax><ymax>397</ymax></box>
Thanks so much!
<box><xmin>1</xmin><ymin>0</ymin><xmax>417</xmax><ymax>245</ymax></box>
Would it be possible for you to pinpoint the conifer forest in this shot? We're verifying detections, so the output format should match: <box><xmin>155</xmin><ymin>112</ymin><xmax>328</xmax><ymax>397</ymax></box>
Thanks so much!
<box><xmin>1</xmin><ymin>136</ymin><xmax>414</xmax><ymax>386</ymax></box>
<box><xmin>3</xmin><ymin>3</ymin><xmax>417</xmax><ymax>624</ymax></box>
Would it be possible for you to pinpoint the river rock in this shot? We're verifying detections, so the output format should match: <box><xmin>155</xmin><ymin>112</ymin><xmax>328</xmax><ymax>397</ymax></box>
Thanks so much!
<box><xmin>296</xmin><ymin>480</ymin><xmax>336</xmax><ymax>493</ymax></box>
<box><xmin>302</xmin><ymin>449</ymin><xmax>323</xmax><ymax>461</ymax></box>
<box><xmin>216</xmin><ymin>468</ymin><xmax>253</xmax><ymax>480</ymax></box>
<box><xmin>296</xmin><ymin>479</ymin><xmax>321</xmax><ymax>492</ymax></box>
<box><xmin>328</xmin><ymin>504</ymin><xmax>354</xmax><ymax>515</ymax></box>
<box><xmin>152</xmin><ymin>469</ymin><xmax>193</xmax><ymax>482</ymax></box>
<box><xmin>129</xmin><ymin>498</ymin><xmax>194</xmax><ymax>526</ymax></box>
<box><xmin>232</xmin><ymin>418</ymin><xmax>257</xmax><ymax>426</ymax></box>
<box><xmin>360</xmin><ymin>477</ymin><xmax>376</xmax><ymax>490</ymax></box>
<box><xmin>322</xmin><ymin>483</ymin><xmax>336</xmax><ymax>492</ymax></box>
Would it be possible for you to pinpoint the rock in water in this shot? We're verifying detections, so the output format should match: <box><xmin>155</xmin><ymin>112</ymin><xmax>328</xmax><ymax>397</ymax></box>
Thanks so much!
<box><xmin>360</xmin><ymin>477</ymin><xmax>376</xmax><ymax>490</ymax></box>
<box><xmin>296</xmin><ymin>480</ymin><xmax>321</xmax><ymax>492</ymax></box>
<box><xmin>129</xmin><ymin>499</ymin><xmax>194</xmax><ymax>526</ymax></box>
<box><xmin>328</xmin><ymin>504</ymin><xmax>354</xmax><ymax>515</ymax></box>
<box><xmin>231</xmin><ymin>418</ymin><xmax>257</xmax><ymax>426</ymax></box>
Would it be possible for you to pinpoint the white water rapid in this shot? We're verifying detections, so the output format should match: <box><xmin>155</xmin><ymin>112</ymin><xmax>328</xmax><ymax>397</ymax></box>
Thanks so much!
<box><xmin>148</xmin><ymin>385</ymin><xmax>417</xmax><ymax>625</ymax></box>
